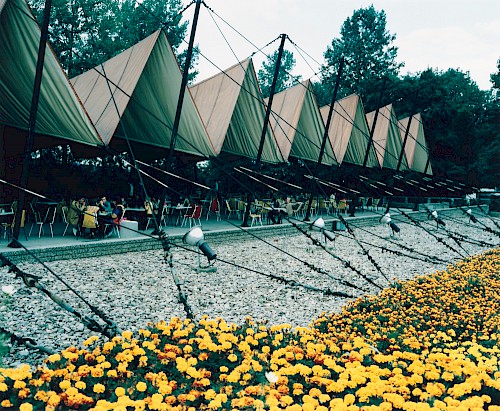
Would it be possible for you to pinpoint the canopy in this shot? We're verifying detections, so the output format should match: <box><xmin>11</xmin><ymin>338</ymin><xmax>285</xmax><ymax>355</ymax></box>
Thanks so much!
<box><xmin>265</xmin><ymin>80</ymin><xmax>337</xmax><ymax>165</ymax></box>
<box><xmin>366</xmin><ymin>104</ymin><xmax>409</xmax><ymax>171</ymax></box>
<box><xmin>320</xmin><ymin>94</ymin><xmax>379</xmax><ymax>167</ymax></box>
<box><xmin>190</xmin><ymin>59</ymin><xmax>284</xmax><ymax>163</ymax></box>
<box><xmin>71</xmin><ymin>30</ymin><xmax>215</xmax><ymax>159</ymax></box>
<box><xmin>398</xmin><ymin>113</ymin><xmax>433</xmax><ymax>175</ymax></box>
<box><xmin>0</xmin><ymin>0</ymin><xmax>103</xmax><ymax>151</ymax></box>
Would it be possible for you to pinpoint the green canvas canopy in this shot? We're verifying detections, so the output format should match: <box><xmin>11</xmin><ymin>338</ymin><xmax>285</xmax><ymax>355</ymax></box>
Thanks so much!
<box><xmin>398</xmin><ymin>113</ymin><xmax>433</xmax><ymax>175</ymax></box>
<box><xmin>265</xmin><ymin>80</ymin><xmax>337</xmax><ymax>165</ymax></box>
<box><xmin>366</xmin><ymin>104</ymin><xmax>409</xmax><ymax>171</ymax></box>
<box><xmin>320</xmin><ymin>94</ymin><xmax>379</xmax><ymax>168</ymax></box>
<box><xmin>71</xmin><ymin>30</ymin><xmax>215</xmax><ymax>160</ymax></box>
<box><xmin>189</xmin><ymin>59</ymin><xmax>284</xmax><ymax>164</ymax></box>
<box><xmin>0</xmin><ymin>0</ymin><xmax>103</xmax><ymax>152</ymax></box>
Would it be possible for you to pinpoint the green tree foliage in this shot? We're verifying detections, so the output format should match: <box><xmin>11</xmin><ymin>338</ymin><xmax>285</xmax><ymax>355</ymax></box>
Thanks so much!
<box><xmin>28</xmin><ymin>0</ymin><xmax>194</xmax><ymax>79</ymax></box>
<box><xmin>257</xmin><ymin>49</ymin><xmax>301</xmax><ymax>98</ymax></box>
<box><xmin>390</xmin><ymin>68</ymin><xmax>499</xmax><ymax>187</ymax></box>
<box><xmin>319</xmin><ymin>5</ymin><xmax>403</xmax><ymax>106</ymax></box>
<box><xmin>491</xmin><ymin>59</ymin><xmax>500</xmax><ymax>97</ymax></box>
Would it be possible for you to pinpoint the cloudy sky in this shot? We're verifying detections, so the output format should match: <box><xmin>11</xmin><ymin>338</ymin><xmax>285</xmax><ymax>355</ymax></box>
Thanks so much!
<box><xmin>183</xmin><ymin>0</ymin><xmax>499</xmax><ymax>90</ymax></box>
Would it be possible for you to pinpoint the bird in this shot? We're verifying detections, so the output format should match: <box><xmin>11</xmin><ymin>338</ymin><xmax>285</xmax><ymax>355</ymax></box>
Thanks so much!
<box><xmin>389</xmin><ymin>221</ymin><xmax>401</xmax><ymax>237</ymax></box>
<box><xmin>430</xmin><ymin>210</ymin><xmax>446</xmax><ymax>228</ymax></box>
<box><xmin>466</xmin><ymin>208</ymin><xmax>478</xmax><ymax>224</ymax></box>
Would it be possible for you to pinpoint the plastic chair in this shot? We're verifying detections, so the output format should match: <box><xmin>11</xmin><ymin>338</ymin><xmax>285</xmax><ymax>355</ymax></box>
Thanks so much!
<box><xmin>182</xmin><ymin>205</ymin><xmax>202</xmax><ymax>228</ymax></box>
<box><xmin>225</xmin><ymin>200</ymin><xmax>235</xmax><ymax>219</ymax></box>
<box><xmin>336</xmin><ymin>199</ymin><xmax>348</xmax><ymax>214</ymax></box>
<box><xmin>2</xmin><ymin>210</ymin><xmax>27</xmax><ymax>241</ymax></box>
<box><xmin>206</xmin><ymin>198</ymin><xmax>221</xmax><ymax>221</ymax></box>
<box><xmin>47</xmin><ymin>207</ymin><xmax>57</xmax><ymax>237</ymax></box>
<box><xmin>29</xmin><ymin>206</ymin><xmax>51</xmax><ymax>237</ymax></box>
<box><xmin>237</xmin><ymin>200</ymin><xmax>246</xmax><ymax>220</ymax></box>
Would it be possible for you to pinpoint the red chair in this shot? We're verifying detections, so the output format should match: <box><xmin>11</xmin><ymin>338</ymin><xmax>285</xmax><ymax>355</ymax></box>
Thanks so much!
<box><xmin>206</xmin><ymin>198</ymin><xmax>221</xmax><ymax>221</ymax></box>
<box><xmin>182</xmin><ymin>205</ymin><xmax>202</xmax><ymax>228</ymax></box>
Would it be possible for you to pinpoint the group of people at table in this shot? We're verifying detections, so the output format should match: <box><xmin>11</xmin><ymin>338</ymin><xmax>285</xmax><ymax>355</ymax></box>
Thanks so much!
<box><xmin>66</xmin><ymin>195</ymin><xmax>161</xmax><ymax>239</ymax></box>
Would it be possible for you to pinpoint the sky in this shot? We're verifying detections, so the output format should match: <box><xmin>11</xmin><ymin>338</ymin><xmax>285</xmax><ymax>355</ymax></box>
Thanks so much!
<box><xmin>181</xmin><ymin>0</ymin><xmax>500</xmax><ymax>91</ymax></box>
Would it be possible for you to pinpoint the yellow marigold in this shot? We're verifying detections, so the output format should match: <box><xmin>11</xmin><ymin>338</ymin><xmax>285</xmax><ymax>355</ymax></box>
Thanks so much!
<box><xmin>59</xmin><ymin>380</ymin><xmax>71</xmax><ymax>390</ymax></box>
<box><xmin>75</xmin><ymin>381</ymin><xmax>86</xmax><ymax>390</ymax></box>
<box><xmin>93</xmin><ymin>383</ymin><xmax>106</xmax><ymax>394</ymax></box>
<box><xmin>115</xmin><ymin>386</ymin><xmax>126</xmax><ymax>397</ymax></box>
<box><xmin>1</xmin><ymin>399</ymin><xmax>12</xmax><ymax>408</ymax></box>
<box><xmin>19</xmin><ymin>404</ymin><xmax>33</xmax><ymax>411</ymax></box>
<box><xmin>228</xmin><ymin>354</ymin><xmax>238</xmax><ymax>362</ymax></box>
<box><xmin>47</xmin><ymin>354</ymin><xmax>61</xmax><ymax>363</ymax></box>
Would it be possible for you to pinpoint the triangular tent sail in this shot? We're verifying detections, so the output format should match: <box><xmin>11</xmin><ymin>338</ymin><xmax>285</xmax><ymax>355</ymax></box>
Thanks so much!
<box><xmin>189</xmin><ymin>59</ymin><xmax>284</xmax><ymax>163</ymax></box>
<box><xmin>0</xmin><ymin>0</ymin><xmax>103</xmax><ymax>150</ymax></box>
<box><xmin>320</xmin><ymin>94</ymin><xmax>378</xmax><ymax>167</ymax></box>
<box><xmin>265</xmin><ymin>80</ymin><xmax>337</xmax><ymax>165</ymax></box>
<box><xmin>366</xmin><ymin>104</ymin><xmax>409</xmax><ymax>171</ymax></box>
<box><xmin>398</xmin><ymin>113</ymin><xmax>433</xmax><ymax>175</ymax></box>
<box><xmin>71</xmin><ymin>30</ymin><xmax>215</xmax><ymax>159</ymax></box>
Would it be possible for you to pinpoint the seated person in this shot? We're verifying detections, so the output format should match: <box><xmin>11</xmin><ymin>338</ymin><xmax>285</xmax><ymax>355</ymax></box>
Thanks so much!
<box><xmin>99</xmin><ymin>196</ymin><xmax>112</xmax><ymax>214</ymax></box>
<box><xmin>268</xmin><ymin>197</ymin><xmax>282</xmax><ymax>224</ymax></box>
<box><xmin>67</xmin><ymin>197</ymin><xmax>87</xmax><ymax>236</ymax></box>
<box><xmin>99</xmin><ymin>199</ymin><xmax>125</xmax><ymax>238</ymax></box>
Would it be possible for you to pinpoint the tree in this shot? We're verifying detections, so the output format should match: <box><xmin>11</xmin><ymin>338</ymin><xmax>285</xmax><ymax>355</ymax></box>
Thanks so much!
<box><xmin>28</xmin><ymin>0</ymin><xmax>195</xmax><ymax>79</ymax></box>
<box><xmin>257</xmin><ymin>49</ymin><xmax>301</xmax><ymax>98</ymax></box>
<box><xmin>320</xmin><ymin>5</ymin><xmax>403</xmax><ymax>105</ymax></box>
<box><xmin>491</xmin><ymin>58</ymin><xmax>500</xmax><ymax>98</ymax></box>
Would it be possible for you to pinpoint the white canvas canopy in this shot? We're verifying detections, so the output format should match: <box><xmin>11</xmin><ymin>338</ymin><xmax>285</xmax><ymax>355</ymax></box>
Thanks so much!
<box><xmin>320</xmin><ymin>94</ymin><xmax>379</xmax><ymax>167</ymax></box>
<box><xmin>71</xmin><ymin>30</ymin><xmax>215</xmax><ymax>159</ymax></box>
<box><xmin>398</xmin><ymin>113</ymin><xmax>433</xmax><ymax>175</ymax></box>
<box><xmin>366</xmin><ymin>104</ymin><xmax>409</xmax><ymax>171</ymax></box>
<box><xmin>265</xmin><ymin>80</ymin><xmax>337</xmax><ymax>165</ymax></box>
<box><xmin>190</xmin><ymin>59</ymin><xmax>284</xmax><ymax>163</ymax></box>
<box><xmin>0</xmin><ymin>0</ymin><xmax>103</xmax><ymax>148</ymax></box>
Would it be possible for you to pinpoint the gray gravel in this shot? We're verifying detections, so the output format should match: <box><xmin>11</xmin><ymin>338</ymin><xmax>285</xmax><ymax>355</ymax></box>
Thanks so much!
<box><xmin>1</xmin><ymin>213</ymin><xmax>498</xmax><ymax>367</ymax></box>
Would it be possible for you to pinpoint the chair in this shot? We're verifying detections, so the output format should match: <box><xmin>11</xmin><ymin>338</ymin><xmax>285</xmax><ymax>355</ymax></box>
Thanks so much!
<box><xmin>329</xmin><ymin>199</ymin><xmax>337</xmax><ymax>215</ymax></box>
<box><xmin>206</xmin><ymin>198</ymin><xmax>221</xmax><ymax>221</ymax></box>
<box><xmin>61</xmin><ymin>206</ymin><xmax>71</xmax><ymax>236</ymax></box>
<box><xmin>292</xmin><ymin>202</ymin><xmax>303</xmax><ymax>218</ymax></box>
<box><xmin>336</xmin><ymin>199</ymin><xmax>347</xmax><ymax>214</ymax></box>
<box><xmin>225</xmin><ymin>200</ymin><xmax>236</xmax><ymax>219</ymax></box>
<box><xmin>249</xmin><ymin>209</ymin><xmax>263</xmax><ymax>226</ymax></box>
<box><xmin>318</xmin><ymin>199</ymin><xmax>328</xmax><ymax>215</ymax></box>
<box><xmin>47</xmin><ymin>207</ymin><xmax>57</xmax><ymax>237</ymax></box>
<box><xmin>29</xmin><ymin>206</ymin><xmax>52</xmax><ymax>237</ymax></box>
<box><xmin>359</xmin><ymin>197</ymin><xmax>369</xmax><ymax>211</ymax></box>
<box><xmin>237</xmin><ymin>200</ymin><xmax>246</xmax><ymax>220</ymax></box>
<box><xmin>2</xmin><ymin>210</ymin><xmax>27</xmax><ymax>241</ymax></box>
<box><xmin>182</xmin><ymin>205</ymin><xmax>202</xmax><ymax>228</ymax></box>
<box><xmin>160</xmin><ymin>205</ymin><xmax>173</xmax><ymax>227</ymax></box>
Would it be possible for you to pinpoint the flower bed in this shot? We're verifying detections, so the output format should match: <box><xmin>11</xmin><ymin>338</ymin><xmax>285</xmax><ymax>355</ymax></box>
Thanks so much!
<box><xmin>1</xmin><ymin>248</ymin><xmax>500</xmax><ymax>410</ymax></box>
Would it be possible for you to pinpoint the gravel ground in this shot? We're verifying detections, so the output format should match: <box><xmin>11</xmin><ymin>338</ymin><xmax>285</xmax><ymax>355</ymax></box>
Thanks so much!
<box><xmin>1</xmin><ymin>212</ymin><xmax>498</xmax><ymax>367</ymax></box>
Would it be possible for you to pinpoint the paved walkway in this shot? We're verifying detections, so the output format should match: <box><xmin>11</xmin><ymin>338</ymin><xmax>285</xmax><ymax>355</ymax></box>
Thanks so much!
<box><xmin>0</xmin><ymin>208</ymin><xmax>396</xmax><ymax>261</ymax></box>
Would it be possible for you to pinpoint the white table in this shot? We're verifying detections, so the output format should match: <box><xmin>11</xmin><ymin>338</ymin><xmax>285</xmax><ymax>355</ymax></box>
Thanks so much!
<box><xmin>120</xmin><ymin>220</ymin><xmax>139</xmax><ymax>239</ymax></box>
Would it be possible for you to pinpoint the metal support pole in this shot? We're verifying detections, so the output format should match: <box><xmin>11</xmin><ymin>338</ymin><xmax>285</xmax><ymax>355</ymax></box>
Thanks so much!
<box><xmin>9</xmin><ymin>0</ymin><xmax>52</xmax><ymax>248</ymax></box>
<box><xmin>304</xmin><ymin>58</ymin><xmax>344</xmax><ymax>221</ymax></box>
<box><xmin>242</xmin><ymin>34</ymin><xmax>287</xmax><ymax>227</ymax></box>
<box><xmin>166</xmin><ymin>0</ymin><xmax>202</xmax><ymax>168</ymax></box>
<box><xmin>362</xmin><ymin>77</ymin><xmax>387</xmax><ymax>168</ymax></box>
